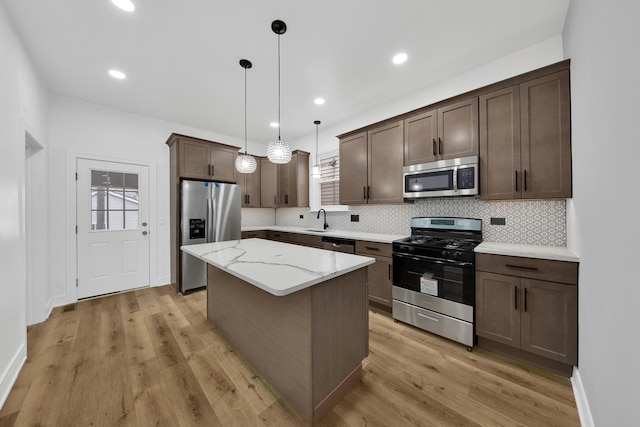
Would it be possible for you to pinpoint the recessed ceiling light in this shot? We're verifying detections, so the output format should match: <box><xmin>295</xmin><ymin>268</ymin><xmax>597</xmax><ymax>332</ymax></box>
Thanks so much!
<box><xmin>270</xmin><ymin>122</ymin><xmax>279</xmax><ymax>128</ymax></box>
<box><xmin>314</xmin><ymin>98</ymin><xmax>325</xmax><ymax>105</ymax></box>
<box><xmin>108</xmin><ymin>69</ymin><xmax>127</xmax><ymax>79</ymax></box>
<box><xmin>111</xmin><ymin>0</ymin><xmax>135</xmax><ymax>12</ymax></box>
<box><xmin>392</xmin><ymin>53</ymin><xmax>408</xmax><ymax>65</ymax></box>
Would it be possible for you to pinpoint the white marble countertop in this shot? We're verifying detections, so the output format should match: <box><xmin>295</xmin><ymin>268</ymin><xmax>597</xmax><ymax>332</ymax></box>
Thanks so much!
<box><xmin>181</xmin><ymin>238</ymin><xmax>376</xmax><ymax>296</ymax></box>
<box><xmin>241</xmin><ymin>225</ymin><xmax>408</xmax><ymax>244</ymax></box>
<box><xmin>475</xmin><ymin>242</ymin><xmax>579</xmax><ymax>262</ymax></box>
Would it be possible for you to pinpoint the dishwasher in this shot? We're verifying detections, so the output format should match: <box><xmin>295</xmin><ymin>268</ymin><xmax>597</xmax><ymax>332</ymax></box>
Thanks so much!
<box><xmin>321</xmin><ymin>236</ymin><xmax>356</xmax><ymax>254</ymax></box>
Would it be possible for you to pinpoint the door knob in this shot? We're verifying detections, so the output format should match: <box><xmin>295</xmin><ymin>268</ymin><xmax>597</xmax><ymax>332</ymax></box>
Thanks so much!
<box><xmin>142</xmin><ymin>231</ymin><xmax>148</xmax><ymax>235</ymax></box>
<box><xmin>142</xmin><ymin>222</ymin><xmax>147</xmax><ymax>227</ymax></box>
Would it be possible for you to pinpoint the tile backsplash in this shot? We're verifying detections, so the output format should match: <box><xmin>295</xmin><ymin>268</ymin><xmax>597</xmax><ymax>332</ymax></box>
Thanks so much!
<box><xmin>242</xmin><ymin>198</ymin><xmax>566</xmax><ymax>246</ymax></box>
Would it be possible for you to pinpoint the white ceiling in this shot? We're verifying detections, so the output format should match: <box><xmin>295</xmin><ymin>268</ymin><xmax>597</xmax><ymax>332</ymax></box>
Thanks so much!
<box><xmin>3</xmin><ymin>0</ymin><xmax>570</xmax><ymax>147</ymax></box>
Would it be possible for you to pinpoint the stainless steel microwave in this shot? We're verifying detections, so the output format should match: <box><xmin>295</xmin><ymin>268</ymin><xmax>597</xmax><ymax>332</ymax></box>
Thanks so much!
<box><xmin>403</xmin><ymin>156</ymin><xmax>479</xmax><ymax>199</ymax></box>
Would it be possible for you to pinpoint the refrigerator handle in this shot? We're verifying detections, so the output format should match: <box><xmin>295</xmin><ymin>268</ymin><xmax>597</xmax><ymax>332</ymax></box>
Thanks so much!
<box><xmin>207</xmin><ymin>197</ymin><xmax>215</xmax><ymax>242</ymax></box>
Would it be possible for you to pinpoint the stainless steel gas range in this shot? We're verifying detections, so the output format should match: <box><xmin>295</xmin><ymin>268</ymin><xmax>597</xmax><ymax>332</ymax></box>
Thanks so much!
<box><xmin>392</xmin><ymin>217</ymin><xmax>482</xmax><ymax>348</ymax></box>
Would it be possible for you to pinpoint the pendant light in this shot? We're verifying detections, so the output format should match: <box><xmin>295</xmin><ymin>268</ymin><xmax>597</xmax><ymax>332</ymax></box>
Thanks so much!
<box><xmin>266</xmin><ymin>20</ymin><xmax>292</xmax><ymax>164</ymax></box>
<box><xmin>235</xmin><ymin>59</ymin><xmax>257</xmax><ymax>174</ymax></box>
<box><xmin>311</xmin><ymin>120</ymin><xmax>321</xmax><ymax>179</ymax></box>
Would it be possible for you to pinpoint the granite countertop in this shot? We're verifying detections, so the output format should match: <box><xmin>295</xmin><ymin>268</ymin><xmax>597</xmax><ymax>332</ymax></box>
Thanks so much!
<box><xmin>475</xmin><ymin>242</ymin><xmax>579</xmax><ymax>262</ymax></box>
<box><xmin>181</xmin><ymin>238</ymin><xmax>375</xmax><ymax>297</ymax></box>
<box><xmin>241</xmin><ymin>225</ymin><xmax>408</xmax><ymax>244</ymax></box>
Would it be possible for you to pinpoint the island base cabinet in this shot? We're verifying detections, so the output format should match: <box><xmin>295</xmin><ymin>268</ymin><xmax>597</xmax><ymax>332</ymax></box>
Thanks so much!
<box><xmin>207</xmin><ymin>265</ymin><xmax>368</xmax><ymax>426</ymax></box>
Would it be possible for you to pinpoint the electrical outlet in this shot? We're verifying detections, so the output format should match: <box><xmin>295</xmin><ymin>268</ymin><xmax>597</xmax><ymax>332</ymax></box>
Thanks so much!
<box><xmin>490</xmin><ymin>217</ymin><xmax>506</xmax><ymax>225</ymax></box>
<box><xmin>299</xmin><ymin>214</ymin><xmax>304</xmax><ymax>219</ymax></box>
<box><xmin>351</xmin><ymin>214</ymin><xmax>359</xmax><ymax>222</ymax></box>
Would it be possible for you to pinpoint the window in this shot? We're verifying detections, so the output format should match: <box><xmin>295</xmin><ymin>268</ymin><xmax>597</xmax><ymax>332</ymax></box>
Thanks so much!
<box><xmin>319</xmin><ymin>153</ymin><xmax>340</xmax><ymax>206</ymax></box>
<box><xmin>91</xmin><ymin>170</ymin><xmax>139</xmax><ymax>230</ymax></box>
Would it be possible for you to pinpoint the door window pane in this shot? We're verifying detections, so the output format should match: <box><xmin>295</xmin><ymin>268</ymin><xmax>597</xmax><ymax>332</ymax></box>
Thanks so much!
<box><xmin>90</xmin><ymin>170</ymin><xmax>140</xmax><ymax>230</ymax></box>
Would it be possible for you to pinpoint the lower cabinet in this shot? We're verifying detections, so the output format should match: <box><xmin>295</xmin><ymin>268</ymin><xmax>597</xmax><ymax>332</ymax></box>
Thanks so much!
<box><xmin>475</xmin><ymin>253</ymin><xmax>578</xmax><ymax>371</ymax></box>
<box><xmin>241</xmin><ymin>230</ymin><xmax>267</xmax><ymax>239</ymax></box>
<box><xmin>356</xmin><ymin>241</ymin><xmax>392</xmax><ymax>309</ymax></box>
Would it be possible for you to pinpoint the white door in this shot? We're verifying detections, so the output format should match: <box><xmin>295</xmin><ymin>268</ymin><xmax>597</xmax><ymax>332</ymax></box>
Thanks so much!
<box><xmin>77</xmin><ymin>158</ymin><xmax>150</xmax><ymax>299</ymax></box>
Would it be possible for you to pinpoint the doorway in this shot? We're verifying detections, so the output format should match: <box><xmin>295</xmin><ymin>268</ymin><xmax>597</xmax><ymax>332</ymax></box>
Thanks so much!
<box><xmin>76</xmin><ymin>158</ymin><xmax>150</xmax><ymax>299</ymax></box>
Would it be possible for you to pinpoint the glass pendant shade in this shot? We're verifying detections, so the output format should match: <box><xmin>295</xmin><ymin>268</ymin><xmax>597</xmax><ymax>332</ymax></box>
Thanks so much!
<box><xmin>236</xmin><ymin>153</ymin><xmax>257</xmax><ymax>173</ymax></box>
<box><xmin>266</xmin><ymin>138</ymin><xmax>292</xmax><ymax>164</ymax></box>
<box><xmin>311</xmin><ymin>164</ymin><xmax>320</xmax><ymax>179</ymax></box>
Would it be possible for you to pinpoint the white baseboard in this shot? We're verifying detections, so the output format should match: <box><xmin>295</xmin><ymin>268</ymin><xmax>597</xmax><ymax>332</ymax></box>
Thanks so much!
<box><xmin>154</xmin><ymin>275</ymin><xmax>171</xmax><ymax>287</ymax></box>
<box><xmin>0</xmin><ymin>343</ymin><xmax>26</xmax><ymax>411</ymax></box>
<box><xmin>572</xmin><ymin>366</ymin><xmax>595</xmax><ymax>427</ymax></box>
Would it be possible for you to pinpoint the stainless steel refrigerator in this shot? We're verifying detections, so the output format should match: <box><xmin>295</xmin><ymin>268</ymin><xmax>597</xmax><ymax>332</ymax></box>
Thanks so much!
<box><xmin>180</xmin><ymin>180</ymin><xmax>241</xmax><ymax>293</ymax></box>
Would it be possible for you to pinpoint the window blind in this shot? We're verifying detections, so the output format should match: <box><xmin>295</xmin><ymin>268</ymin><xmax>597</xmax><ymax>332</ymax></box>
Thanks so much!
<box><xmin>320</xmin><ymin>154</ymin><xmax>340</xmax><ymax>206</ymax></box>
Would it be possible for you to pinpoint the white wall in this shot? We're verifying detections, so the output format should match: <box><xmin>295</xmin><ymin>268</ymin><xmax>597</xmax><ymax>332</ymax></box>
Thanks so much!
<box><xmin>0</xmin><ymin>3</ymin><xmax>50</xmax><ymax>408</ymax></box>
<box><xmin>563</xmin><ymin>1</ymin><xmax>640</xmax><ymax>426</ymax></box>
<box><xmin>47</xmin><ymin>95</ymin><xmax>263</xmax><ymax>306</ymax></box>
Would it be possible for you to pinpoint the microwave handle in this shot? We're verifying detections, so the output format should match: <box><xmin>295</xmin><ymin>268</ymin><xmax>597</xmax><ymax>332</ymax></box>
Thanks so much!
<box><xmin>453</xmin><ymin>166</ymin><xmax>458</xmax><ymax>192</ymax></box>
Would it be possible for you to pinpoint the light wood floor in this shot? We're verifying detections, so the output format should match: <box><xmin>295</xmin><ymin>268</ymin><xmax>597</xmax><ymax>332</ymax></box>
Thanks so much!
<box><xmin>0</xmin><ymin>285</ymin><xmax>580</xmax><ymax>426</ymax></box>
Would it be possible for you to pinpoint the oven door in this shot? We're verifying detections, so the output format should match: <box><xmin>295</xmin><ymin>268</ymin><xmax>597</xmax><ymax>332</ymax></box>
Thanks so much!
<box><xmin>392</xmin><ymin>253</ymin><xmax>475</xmax><ymax>306</ymax></box>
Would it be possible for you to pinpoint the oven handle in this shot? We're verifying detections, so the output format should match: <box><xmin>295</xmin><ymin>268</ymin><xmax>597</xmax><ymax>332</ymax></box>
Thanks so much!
<box><xmin>392</xmin><ymin>252</ymin><xmax>473</xmax><ymax>268</ymax></box>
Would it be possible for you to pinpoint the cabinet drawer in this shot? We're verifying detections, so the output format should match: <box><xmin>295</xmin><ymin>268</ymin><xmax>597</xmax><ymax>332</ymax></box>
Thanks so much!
<box><xmin>267</xmin><ymin>231</ymin><xmax>289</xmax><ymax>242</ymax></box>
<box><xmin>294</xmin><ymin>233</ymin><xmax>323</xmax><ymax>248</ymax></box>
<box><xmin>476</xmin><ymin>253</ymin><xmax>578</xmax><ymax>285</ymax></box>
<box><xmin>356</xmin><ymin>241</ymin><xmax>392</xmax><ymax>257</ymax></box>
<box><xmin>241</xmin><ymin>230</ymin><xmax>267</xmax><ymax>239</ymax></box>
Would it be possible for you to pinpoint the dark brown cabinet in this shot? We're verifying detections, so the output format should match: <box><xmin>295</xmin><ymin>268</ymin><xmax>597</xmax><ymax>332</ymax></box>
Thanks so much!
<box><xmin>356</xmin><ymin>241</ymin><xmax>392</xmax><ymax>310</ymax></box>
<box><xmin>241</xmin><ymin>230</ymin><xmax>267</xmax><ymax>239</ymax></box>
<box><xmin>475</xmin><ymin>253</ymin><xmax>578</xmax><ymax>371</ymax></box>
<box><xmin>277</xmin><ymin>151</ymin><xmax>310</xmax><ymax>208</ymax></box>
<box><xmin>480</xmin><ymin>70</ymin><xmax>572</xmax><ymax>199</ymax></box>
<box><xmin>237</xmin><ymin>158</ymin><xmax>261</xmax><ymax>208</ymax></box>
<box><xmin>260</xmin><ymin>158</ymin><xmax>278</xmax><ymax>208</ymax></box>
<box><xmin>173</xmin><ymin>136</ymin><xmax>238</xmax><ymax>182</ymax></box>
<box><xmin>340</xmin><ymin>121</ymin><xmax>404</xmax><ymax>205</ymax></box>
<box><xmin>404</xmin><ymin>98</ymin><xmax>478</xmax><ymax>166</ymax></box>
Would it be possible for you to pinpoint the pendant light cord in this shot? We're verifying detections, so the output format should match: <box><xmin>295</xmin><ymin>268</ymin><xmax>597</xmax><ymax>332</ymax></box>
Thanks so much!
<box><xmin>244</xmin><ymin>65</ymin><xmax>248</xmax><ymax>154</ymax></box>
<box><xmin>277</xmin><ymin>33</ymin><xmax>281</xmax><ymax>140</ymax></box>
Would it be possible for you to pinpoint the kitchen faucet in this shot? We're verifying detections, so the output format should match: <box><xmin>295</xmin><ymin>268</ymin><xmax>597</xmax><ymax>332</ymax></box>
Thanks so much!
<box><xmin>317</xmin><ymin>209</ymin><xmax>329</xmax><ymax>230</ymax></box>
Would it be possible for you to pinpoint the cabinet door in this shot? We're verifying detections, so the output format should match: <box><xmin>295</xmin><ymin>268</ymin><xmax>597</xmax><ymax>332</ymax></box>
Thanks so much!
<box><xmin>475</xmin><ymin>271</ymin><xmax>521</xmax><ymax>348</ymax></box>
<box><xmin>479</xmin><ymin>86</ymin><xmax>522</xmax><ymax>199</ymax></box>
<box><xmin>339</xmin><ymin>132</ymin><xmax>369</xmax><ymax>205</ymax></box>
<box><xmin>260</xmin><ymin>158</ymin><xmax>278</xmax><ymax>208</ymax></box>
<box><xmin>277</xmin><ymin>161</ymin><xmax>290</xmax><ymax>207</ymax></box>
<box><xmin>210</xmin><ymin>146</ymin><xmax>237</xmax><ymax>182</ymax></box>
<box><xmin>520</xmin><ymin>70</ymin><xmax>572</xmax><ymax>198</ymax></box>
<box><xmin>366</xmin><ymin>255</ymin><xmax>392</xmax><ymax>307</ymax></box>
<box><xmin>241</xmin><ymin>162</ymin><xmax>261</xmax><ymax>208</ymax></box>
<box><xmin>520</xmin><ymin>279</ymin><xmax>578</xmax><ymax>365</ymax></box>
<box><xmin>287</xmin><ymin>153</ymin><xmax>299</xmax><ymax>207</ymax></box>
<box><xmin>294</xmin><ymin>151</ymin><xmax>309</xmax><ymax>207</ymax></box>
<box><xmin>179</xmin><ymin>140</ymin><xmax>211</xmax><ymax>179</ymax></box>
<box><xmin>404</xmin><ymin>109</ymin><xmax>438</xmax><ymax>165</ymax></box>
<box><xmin>437</xmin><ymin>98</ymin><xmax>479</xmax><ymax>160</ymax></box>
<box><xmin>367</xmin><ymin>121</ymin><xmax>404</xmax><ymax>204</ymax></box>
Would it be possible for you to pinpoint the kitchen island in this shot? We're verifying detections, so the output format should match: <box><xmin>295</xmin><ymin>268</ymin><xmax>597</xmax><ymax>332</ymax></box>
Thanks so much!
<box><xmin>181</xmin><ymin>238</ymin><xmax>375</xmax><ymax>425</ymax></box>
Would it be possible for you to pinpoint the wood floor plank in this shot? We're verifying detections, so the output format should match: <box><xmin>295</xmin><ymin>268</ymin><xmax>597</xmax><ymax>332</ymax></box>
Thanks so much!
<box><xmin>0</xmin><ymin>285</ymin><xmax>581</xmax><ymax>427</ymax></box>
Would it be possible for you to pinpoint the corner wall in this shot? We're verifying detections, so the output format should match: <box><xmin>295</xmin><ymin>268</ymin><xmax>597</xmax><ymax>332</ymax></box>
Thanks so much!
<box><xmin>0</xmin><ymin>3</ymin><xmax>50</xmax><ymax>409</ymax></box>
<box><xmin>563</xmin><ymin>0</ymin><xmax>640</xmax><ymax>425</ymax></box>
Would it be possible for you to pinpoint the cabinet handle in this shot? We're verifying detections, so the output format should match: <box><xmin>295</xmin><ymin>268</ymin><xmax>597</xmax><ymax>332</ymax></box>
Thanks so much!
<box><xmin>505</xmin><ymin>264</ymin><xmax>539</xmax><ymax>271</ymax></box>
<box><xmin>247</xmin><ymin>195</ymin><xmax>250</xmax><ymax>204</ymax></box>
<box><xmin>388</xmin><ymin>264</ymin><xmax>391</xmax><ymax>280</ymax></box>
<box><xmin>211</xmin><ymin>164</ymin><xmax>214</xmax><ymax>176</ymax></box>
<box><xmin>524</xmin><ymin>170</ymin><xmax>528</xmax><ymax>192</ymax></box>
<box><xmin>514</xmin><ymin>286</ymin><xmax>518</xmax><ymax>310</ymax></box>
<box><xmin>367</xmin><ymin>186</ymin><xmax>371</xmax><ymax>200</ymax></box>
<box><xmin>284</xmin><ymin>194</ymin><xmax>289</xmax><ymax>204</ymax></box>
<box><xmin>432</xmin><ymin>139</ymin><xmax>437</xmax><ymax>156</ymax></box>
<box><xmin>363</xmin><ymin>186</ymin><xmax>366</xmax><ymax>200</ymax></box>
<box><xmin>524</xmin><ymin>288</ymin><xmax>528</xmax><ymax>312</ymax></box>
<box><xmin>515</xmin><ymin>171</ymin><xmax>519</xmax><ymax>192</ymax></box>
<box><xmin>274</xmin><ymin>195</ymin><xmax>277</xmax><ymax>205</ymax></box>
<box><xmin>438</xmin><ymin>137</ymin><xmax>442</xmax><ymax>155</ymax></box>
<box><xmin>365</xmin><ymin>246</ymin><xmax>380</xmax><ymax>251</ymax></box>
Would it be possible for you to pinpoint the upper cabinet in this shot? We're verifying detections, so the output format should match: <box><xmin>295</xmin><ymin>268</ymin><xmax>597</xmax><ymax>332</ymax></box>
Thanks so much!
<box><xmin>237</xmin><ymin>157</ymin><xmax>261</xmax><ymax>208</ymax></box>
<box><xmin>404</xmin><ymin>98</ymin><xmax>479</xmax><ymax>165</ymax></box>
<box><xmin>277</xmin><ymin>150</ymin><xmax>310</xmax><ymax>208</ymax></box>
<box><xmin>340</xmin><ymin>121</ymin><xmax>404</xmax><ymax>205</ymax></box>
<box><xmin>260</xmin><ymin>157</ymin><xmax>278</xmax><ymax>208</ymax></box>
<box><xmin>167</xmin><ymin>133</ymin><xmax>239</xmax><ymax>183</ymax></box>
<box><xmin>480</xmin><ymin>70</ymin><xmax>571</xmax><ymax>199</ymax></box>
